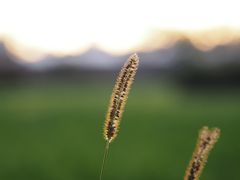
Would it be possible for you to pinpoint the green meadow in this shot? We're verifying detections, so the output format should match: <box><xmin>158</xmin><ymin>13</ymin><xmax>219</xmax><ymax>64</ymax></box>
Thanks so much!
<box><xmin>0</xmin><ymin>81</ymin><xmax>239</xmax><ymax>180</ymax></box>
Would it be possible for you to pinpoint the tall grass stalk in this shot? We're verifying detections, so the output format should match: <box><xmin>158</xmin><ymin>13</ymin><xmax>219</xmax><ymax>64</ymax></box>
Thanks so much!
<box><xmin>100</xmin><ymin>53</ymin><xmax>139</xmax><ymax>180</ymax></box>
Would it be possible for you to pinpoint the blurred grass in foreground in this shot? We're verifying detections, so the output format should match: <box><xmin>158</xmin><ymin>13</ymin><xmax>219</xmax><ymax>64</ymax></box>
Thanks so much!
<box><xmin>0</xmin><ymin>81</ymin><xmax>239</xmax><ymax>180</ymax></box>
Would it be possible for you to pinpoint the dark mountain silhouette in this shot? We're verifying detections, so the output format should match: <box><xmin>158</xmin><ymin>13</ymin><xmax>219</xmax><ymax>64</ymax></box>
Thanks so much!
<box><xmin>29</xmin><ymin>47</ymin><xmax>125</xmax><ymax>71</ymax></box>
<box><xmin>1</xmin><ymin>39</ymin><xmax>240</xmax><ymax>87</ymax></box>
<box><xmin>0</xmin><ymin>43</ymin><xmax>20</xmax><ymax>71</ymax></box>
<box><xmin>0</xmin><ymin>42</ymin><xmax>28</xmax><ymax>80</ymax></box>
<box><xmin>170</xmin><ymin>41</ymin><xmax>240</xmax><ymax>87</ymax></box>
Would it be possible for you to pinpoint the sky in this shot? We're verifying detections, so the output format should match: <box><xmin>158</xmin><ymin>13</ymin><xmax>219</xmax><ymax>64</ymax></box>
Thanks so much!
<box><xmin>0</xmin><ymin>0</ymin><xmax>240</xmax><ymax>61</ymax></box>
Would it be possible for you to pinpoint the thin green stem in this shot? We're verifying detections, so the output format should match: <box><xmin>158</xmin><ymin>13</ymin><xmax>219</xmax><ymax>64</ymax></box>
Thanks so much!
<box><xmin>100</xmin><ymin>141</ymin><xmax>110</xmax><ymax>180</ymax></box>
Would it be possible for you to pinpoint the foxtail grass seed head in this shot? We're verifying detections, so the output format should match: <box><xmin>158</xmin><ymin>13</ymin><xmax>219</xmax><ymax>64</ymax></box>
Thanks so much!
<box><xmin>104</xmin><ymin>53</ymin><xmax>139</xmax><ymax>143</ymax></box>
<box><xmin>184</xmin><ymin>126</ymin><xmax>220</xmax><ymax>180</ymax></box>
<box><xmin>100</xmin><ymin>53</ymin><xmax>139</xmax><ymax>180</ymax></box>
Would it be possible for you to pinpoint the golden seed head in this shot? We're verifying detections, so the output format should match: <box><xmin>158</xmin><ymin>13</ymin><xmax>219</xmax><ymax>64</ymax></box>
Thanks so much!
<box><xmin>103</xmin><ymin>53</ymin><xmax>139</xmax><ymax>142</ymax></box>
<box><xmin>184</xmin><ymin>126</ymin><xmax>220</xmax><ymax>180</ymax></box>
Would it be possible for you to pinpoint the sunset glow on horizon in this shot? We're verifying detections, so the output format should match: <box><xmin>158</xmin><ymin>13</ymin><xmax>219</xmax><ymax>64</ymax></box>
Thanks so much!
<box><xmin>0</xmin><ymin>0</ymin><xmax>240</xmax><ymax>61</ymax></box>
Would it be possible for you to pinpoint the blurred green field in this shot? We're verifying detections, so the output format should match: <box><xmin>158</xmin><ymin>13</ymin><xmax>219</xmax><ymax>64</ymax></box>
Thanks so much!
<box><xmin>0</xmin><ymin>81</ymin><xmax>239</xmax><ymax>180</ymax></box>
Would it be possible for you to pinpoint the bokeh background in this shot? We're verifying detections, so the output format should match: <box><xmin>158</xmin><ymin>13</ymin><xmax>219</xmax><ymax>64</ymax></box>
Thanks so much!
<box><xmin>0</xmin><ymin>0</ymin><xmax>240</xmax><ymax>179</ymax></box>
